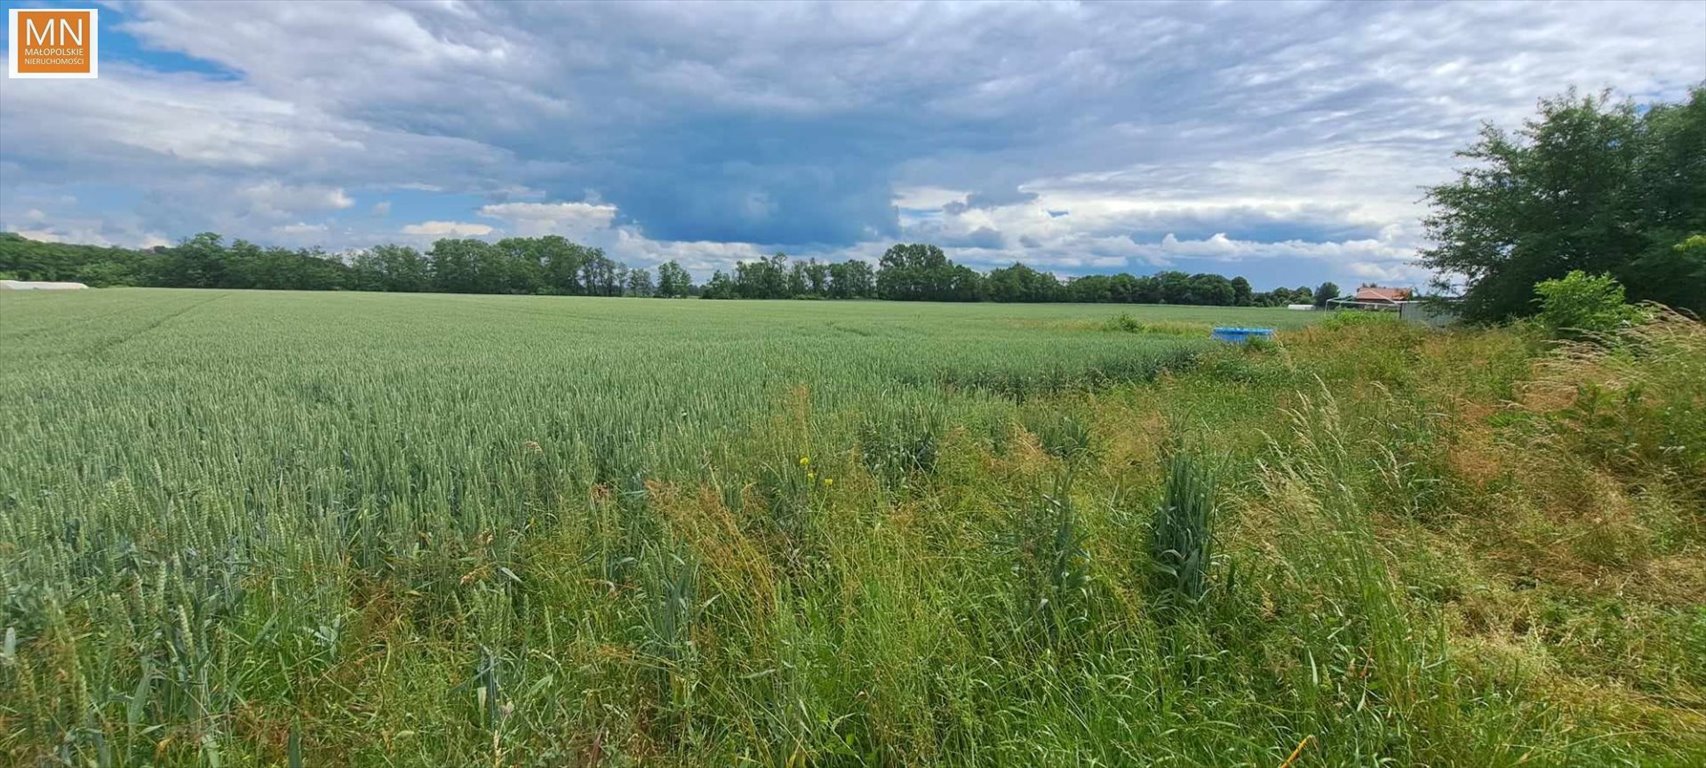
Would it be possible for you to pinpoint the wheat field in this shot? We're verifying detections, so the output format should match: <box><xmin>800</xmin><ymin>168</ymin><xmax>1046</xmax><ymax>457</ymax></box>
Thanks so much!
<box><xmin>4</xmin><ymin>289</ymin><xmax>1701</xmax><ymax>766</ymax></box>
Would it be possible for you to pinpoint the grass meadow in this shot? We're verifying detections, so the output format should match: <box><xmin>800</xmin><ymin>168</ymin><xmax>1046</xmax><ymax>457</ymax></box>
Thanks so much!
<box><xmin>2</xmin><ymin>289</ymin><xmax>1702</xmax><ymax>766</ymax></box>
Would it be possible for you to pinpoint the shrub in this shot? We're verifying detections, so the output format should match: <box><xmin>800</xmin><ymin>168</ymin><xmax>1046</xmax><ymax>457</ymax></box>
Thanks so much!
<box><xmin>1319</xmin><ymin>309</ymin><xmax>1401</xmax><ymax>330</ymax></box>
<box><xmin>1104</xmin><ymin>312</ymin><xmax>1143</xmax><ymax>333</ymax></box>
<box><xmin>1102</xmin><ymin>313</ymin><xmax>1212</xmax><ymax>337</ymax></box>
<box><xmin>1533</xmin><ymin>270</ymin><xmax>1645</xmax><ymax>337</ymax></box>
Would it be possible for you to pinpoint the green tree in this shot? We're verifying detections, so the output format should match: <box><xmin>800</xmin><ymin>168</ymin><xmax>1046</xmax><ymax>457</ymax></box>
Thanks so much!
<box><xmin>1155</xmin><ymin>271</ymin><xmax>1191</xmax><ymax>304</ymax></box>
<box><xmin>1187</xmin><ymin>273</ymin><xmax>1234</xmax><ymax>306</ymax></box>
<box><xmin>1314</xmin><ymin>281</ymin><xmax>1340</xmax><ymax>307</ymax></box>
<box><xmin>1534</xmin><ymin>270</ymin><xmax>1645</xmax><ymax>336</ymax></box>
<box><xmin>579</xmin><ymin>250</ymin><xmax>623</xmax><ymax>296</ymax></box>
<box><xmin>944</xmin><ymin>263</ymin><xmax>985</xmax><ymax>302</ymax></box>
<box><xmin>71</xmin><ymin>260</ymin><xmax>138</xmax><ymax>287</ymax></box>
<box><xmin>986</xmin><ymin>262</ymin><xmax>1060</xmax><ymax>302</ymax></box>
<box><xmin>158</xmin><ymin>233</ymin><xmax>232</xmax><ymax>288</ymax></box>
<box><xmin>735</xmin><ymin>253</ymin><xmax>789</xmax><ymax>298</ymax></box>
<box><xmin>1423</xmin><ymin>87</ymin><xmax>1705</xmax><ymax>321</ymax></box>
<box><xmin>787</xmin><ymin>259</ymin><xmax>810</xmax><ymax>297</ymax></box>
<box><xmin>491</xmin><ymin>238</ymin><xmax>545</xmax><ymax>294</ymax></box>
<box><xmin>429</xmin><ymin>238</ymin><xmax>481</xmax><ymax>293</ymax></box>
<box><xmin>1130</xmin><ymin>274</ymin><xmax>1162</xmax><ymax>304</ymax></box>
<box><xmin>656</xmin><ymin>260</ymin><xmax>694</xmax><ymax>298</ymax></box>
<box><xmin>1655</xmin><ymin>235</ymin><xmax>1706</xmax><ymax>307</ymax></box>
<box><xmin>537</xmin><ymin>236</ymin><xmax>592</xmax><ymax>294</ymax></box>
<box><xmin>1107</xmin><ymin>273</ymin><xmax>1140</xmax><ymax>303</ymax></box>
<box><xmin>1068</xmin><ymin>274</ymin><xmax>1113</xmax><ymax>303</ymax></box>
<box><xmin>878</xmin><ymin>243</ymin><xmax>982</xmax><ymax>301</ymax></box>
<box><xmin>1628</xmin><ymin>94</ymin><xmax>1706</xmax><ymax>309</ymax></box>
<box><xmin>1231</xmin><ymin>276</ymin><xmax>1253</xmax><ymax>306</ymax></box>
<box><xmin>626</xmin><ymin>266</ymin><xmax>655</xmax><ymax>297</ymax></box>
<box><xmin>803</xmin><ymin>258</ymin><xmax>829</xmax><ymax>296</ymax></box>
<box><xmin>828</xmin><ymin>259</ymin><xmax>874</xmax><ymax>298</ymax></box>
<box><xmin>701</xmin><ymin>270</ymin><xmax>737</xmax><ymax>299</ymax></box>
<box><xmin>372</xmin><ymin>244</ymin><xmax>431</xmax><ymax>292</ymax></box>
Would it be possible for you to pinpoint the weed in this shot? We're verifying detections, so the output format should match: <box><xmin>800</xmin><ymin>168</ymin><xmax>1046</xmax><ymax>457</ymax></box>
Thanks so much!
<box><xmin>1148</xmin><ymin>452</ymin><xmax>1217</xmax><ymax>613</ymax></box>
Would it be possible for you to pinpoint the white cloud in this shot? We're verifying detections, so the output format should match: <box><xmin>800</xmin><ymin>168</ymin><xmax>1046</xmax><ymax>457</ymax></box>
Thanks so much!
<box><xmin>0</xmin><ymin>197</ymin><xmax>172</xmax><ymax>249</ymax></box>
<box><xmin>606</xmin><ymin>228</ymin><xmax>771</xmax><ymax>272</ymax></box>
<box><xmin>1146</xmin><ymin>232</ymin><xmax>1411</xmax><ymax>264</ymax></box>
<box><xmin>892</xmin><ymin>186</ymin><xmax>968</xmax><ymax>210</ymax></box>
<box><xmin>0</xmin><ymin>0</ymin><xmax>1699</xmax><ymax>286</ymax></box>
<box><xmin>272</xmin><ymin>222</ymin><xmax>329</xmax><ymax>235</ymax></box>
<box><xmin>400</xmin><ymin>220</ymin><xmax>494</xmax><ymax>237</ymax></box>
<box><xmin>477</xmin><ymin>201</ymin><xmax>617</xmax><ymax>236</ymax></box>
<box><xmin>240</xmin><ymin>182</ymin><xmax>354</xmax><ymax>219</ymax></box>
<box><xmin>1159</xmin><ymin>233</ymin><xmax>1238</xmax><ymax>257</ymax></box>
<box><xmin>11</xmin><ymin>228</ymin><xmax>73</xmax><ymax>244</ymax></box>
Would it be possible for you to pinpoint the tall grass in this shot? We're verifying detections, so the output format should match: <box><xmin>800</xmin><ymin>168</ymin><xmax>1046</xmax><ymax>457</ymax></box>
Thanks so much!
<box><xmin>1</xmin><ymin>288</ymin><xmax>1700</xmax><ymax>765</ymax></box>
<box><xmin>1147</xmin><ymin>452</ymin><xmax>1216</xmax><ymax>612</ymax></box>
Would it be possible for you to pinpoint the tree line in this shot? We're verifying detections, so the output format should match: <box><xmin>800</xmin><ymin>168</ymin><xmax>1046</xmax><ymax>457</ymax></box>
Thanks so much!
<box><xmin>0</xmin><ymin>233</ymin><xmax>698</xmax><ymax>298</ymax></box>
<box><xmin>0</xmin><ymin>232</ymin><xmax>1343</xmax><ymax>307</ymax></box>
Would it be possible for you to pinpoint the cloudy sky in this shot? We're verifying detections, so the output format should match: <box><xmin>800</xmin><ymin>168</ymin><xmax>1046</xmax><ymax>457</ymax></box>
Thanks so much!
<box><xmin>2</xmin><ymin>1</ymin><xmax>1702</xmax><ymax>288</ymax></box>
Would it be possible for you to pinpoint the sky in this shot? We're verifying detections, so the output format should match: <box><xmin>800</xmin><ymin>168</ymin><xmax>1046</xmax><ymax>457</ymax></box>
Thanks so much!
<box><xmin>2</xmin><ymin>1</ymin><xmax>1703</xmax><ymax>289</ymax></box>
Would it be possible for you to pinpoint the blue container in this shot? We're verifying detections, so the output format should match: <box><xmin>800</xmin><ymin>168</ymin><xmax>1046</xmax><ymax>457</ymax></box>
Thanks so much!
<box><xmin>1211</xmin><ymin>327</ymin><xmax>1275</xmax><ymax>344</ymax></box>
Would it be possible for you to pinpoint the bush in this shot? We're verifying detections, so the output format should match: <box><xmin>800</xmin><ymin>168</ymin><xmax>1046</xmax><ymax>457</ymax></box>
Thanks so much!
<box><xmin>1319</xmin><ymin>309</ymin><xmax>1402</xmax><ymax>330</ymax></box>
<box><xmin>1101</xmin><ymin>313</ymin><xmax>1212</xmax><ymax>337</ymax></box>
<box><xmin>1104</xmin><ymin>312</ymin><xmax>1144</xmax><ymax>333</ymax></box>
<box><xmin>1534</xmin><ymin>270</ymin><xmax>1645</xmax><ymax>337</ymax></box>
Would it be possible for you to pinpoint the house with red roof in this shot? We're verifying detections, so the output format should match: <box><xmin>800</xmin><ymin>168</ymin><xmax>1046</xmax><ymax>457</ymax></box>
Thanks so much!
<box><xmin>1328</xmin><ymin>285</ymin><xmax>1414</xmax><ymax>310</ymax></box>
